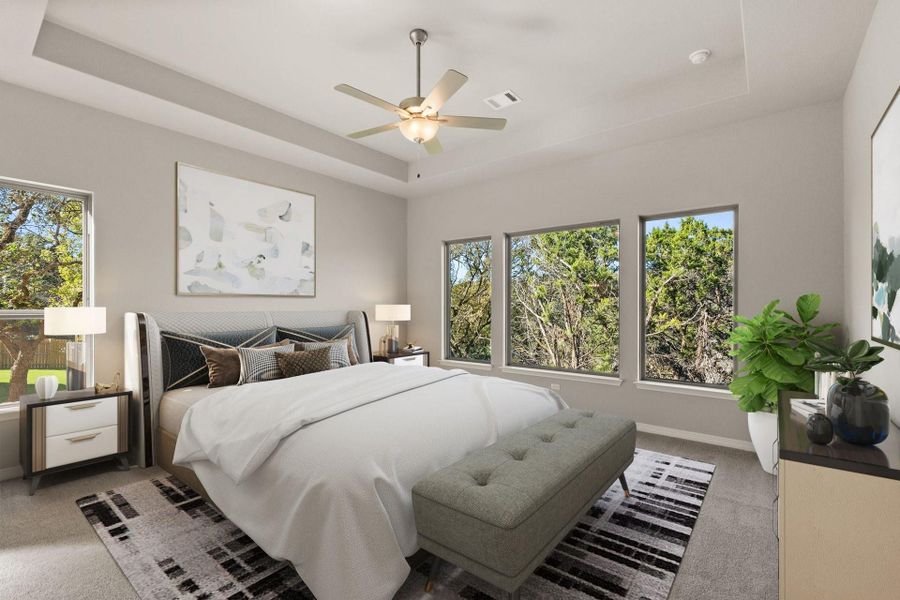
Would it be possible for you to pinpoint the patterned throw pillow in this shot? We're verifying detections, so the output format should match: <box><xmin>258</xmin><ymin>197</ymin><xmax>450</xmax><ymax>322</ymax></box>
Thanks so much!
<box><xmin>236</xmin><ymin>345</ymin><xmax>295</xmax><ymax>385</ymax></box>
<box><xmin>276</xmin><ymin>347</ymin><xmax>332</xmax><ymax>378</ymax></box>
<box><xmin>200</xmin><ymin>340</ymin><xmax>294</xmax><ymax>388</ymax></box>
<box><xmin>160</xmin><ymin>328</ymin><xmax>277</xmax><ymax>390</ymax></box>
<box><xmin>301</xmin><ymin>340</ymin><xmax>351</xmax><ymax>369</ymax></box>
<box><xmin>276</xmin><ymin>325</ymin><xmax>360</xmax><ymax>365</ymax></box>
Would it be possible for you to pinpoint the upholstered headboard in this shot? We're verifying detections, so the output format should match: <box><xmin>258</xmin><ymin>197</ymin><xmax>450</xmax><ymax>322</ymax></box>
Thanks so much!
<box><xmin>123</xmin><ymin>310</ymin><xmax>371</xmax><ymax>467</ymax></box>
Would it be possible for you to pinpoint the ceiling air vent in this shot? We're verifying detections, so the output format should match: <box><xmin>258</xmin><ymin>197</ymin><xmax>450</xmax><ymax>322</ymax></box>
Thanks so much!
<box><xmin>483</xmin><ymin>90</ymin><xmax>521</xmax><ymax>110</ymax></box>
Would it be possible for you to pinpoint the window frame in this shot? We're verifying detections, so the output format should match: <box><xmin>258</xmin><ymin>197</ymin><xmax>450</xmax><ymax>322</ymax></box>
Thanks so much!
<box><xmin>0</xmin><ymin>176</ymin><xmax>95</xmax><ymax>402</ymax></box>
<box><xmin>638</xmin><ymin>205</ymin><xmax>738</xmax><ymax>389</ymax></box>
<box><xmin>505</xmin><ymin>219</ymin><xmax>621</xmax><ymax>378</ymax></box>
<box><xmin>443</xmin><ymin>235</ymin><xmax>493</xmax><ymax>365</ymax></box>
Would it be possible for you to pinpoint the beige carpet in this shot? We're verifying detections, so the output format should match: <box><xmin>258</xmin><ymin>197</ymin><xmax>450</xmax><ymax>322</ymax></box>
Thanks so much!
<box><xmin>0</xmin><ymin>432</ymin><xmax>777</xmax><ymax>599</ymax></box>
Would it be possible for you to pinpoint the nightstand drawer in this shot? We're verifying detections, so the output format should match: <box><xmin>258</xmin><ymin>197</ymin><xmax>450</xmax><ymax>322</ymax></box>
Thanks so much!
<box><xmin>46</xmin><ymin>397</ymin><xmax>117</xmax><ymax>437</ymax></box>
<box><xmin>45</xmin><ymin>425</ymin><xmax>118</xmax><ymax>469</ymax></box>
<box><xmin>393</xmin><ymin>354</ymin><xmax>425</xmax><ymax>366</ymax></box>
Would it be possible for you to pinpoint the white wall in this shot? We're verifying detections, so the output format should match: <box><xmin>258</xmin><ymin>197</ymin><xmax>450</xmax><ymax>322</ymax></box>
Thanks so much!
<box><xmin>408</xmin><ymin>101</ymin><xmax>845</xmax><ymax>444</ymax></box>
<box><xmin>843</xmin><ymin>0</ymin><xmax>900</xmax><ymax>424</ymax></box>
<box><xmin>0</xmin><ymin>81</ymin><xmax>407</xmax><ymax>477</ymax></box>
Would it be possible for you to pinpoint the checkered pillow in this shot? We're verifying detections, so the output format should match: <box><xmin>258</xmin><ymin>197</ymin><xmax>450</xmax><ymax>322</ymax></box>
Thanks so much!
<box><xmin>236</xmin><ymin>345</ymin><xmax>294</xmax><ymax>385</ymax></box>
<box><xmin>276</xmin><ymin>348</ymin><xmax>332</xmax><ymax>378</ymax></box>
<box><xmin>301</xmin><ymin>340</ymin><xmax>351</xmax><ymax>369</ymax></box>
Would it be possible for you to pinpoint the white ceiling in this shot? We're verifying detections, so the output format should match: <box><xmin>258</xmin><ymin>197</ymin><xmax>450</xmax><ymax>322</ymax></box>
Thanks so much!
<box><xmin>0</xmin><ymin>1</ymin><xmax>879</xmax><ymax>198</ymax></box>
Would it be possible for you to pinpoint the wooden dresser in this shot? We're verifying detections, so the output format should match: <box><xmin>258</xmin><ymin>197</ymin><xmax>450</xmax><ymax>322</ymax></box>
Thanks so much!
<box><xmin>777</xmin><ymin>392</ymin><xmax>900</xmax><ymax>599</ymax></box>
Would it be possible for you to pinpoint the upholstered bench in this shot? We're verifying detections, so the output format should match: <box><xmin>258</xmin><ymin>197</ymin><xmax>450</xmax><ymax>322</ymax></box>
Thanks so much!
<box><xmin>412</xmin><ymin>409</ymin><xmax>636</xmax><ymax>600</ymax></box>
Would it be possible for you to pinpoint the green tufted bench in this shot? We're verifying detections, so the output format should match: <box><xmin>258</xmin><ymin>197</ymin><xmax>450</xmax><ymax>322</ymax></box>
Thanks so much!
<box><xmin>412</xmin><ymin>409</ymin><xmax>636</xmax><ymax>600</ymax></box>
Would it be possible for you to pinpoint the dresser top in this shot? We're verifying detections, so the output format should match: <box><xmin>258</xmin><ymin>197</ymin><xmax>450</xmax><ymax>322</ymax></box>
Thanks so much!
<box><xmin>778</xmin><ymin>391</ymin><xmax>900</xmax><ymax>481</ymax></box>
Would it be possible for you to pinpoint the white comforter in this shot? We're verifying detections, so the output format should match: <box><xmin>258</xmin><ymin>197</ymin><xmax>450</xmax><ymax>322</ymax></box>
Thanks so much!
<box><xmin>174</xmin><ymin>362</ymin><xmax>565</xmax><ymax>600</ymax></box>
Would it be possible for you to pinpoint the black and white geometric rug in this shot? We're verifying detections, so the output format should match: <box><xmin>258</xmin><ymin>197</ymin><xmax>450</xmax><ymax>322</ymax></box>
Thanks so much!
<box><xmin>77</xmin><ymin>449</ymin><xmax>714</xmax><ymax>600</ymax></box>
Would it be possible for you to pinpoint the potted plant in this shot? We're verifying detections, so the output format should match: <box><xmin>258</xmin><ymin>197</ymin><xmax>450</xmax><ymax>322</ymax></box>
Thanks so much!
<box><xmin>728</xmin><ymin>294</ymin><xmax>838</xmax><ymax>473</ymax></box>
<box><xmin>806</xmin><ymin>339</ymin><xmax>889</xmax><ymax>445</ymax></box>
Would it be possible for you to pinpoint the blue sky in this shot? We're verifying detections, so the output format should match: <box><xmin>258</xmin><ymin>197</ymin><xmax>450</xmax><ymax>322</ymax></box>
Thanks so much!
<box><xmin>645</xmin><ymin>210</ymin><xmax>734</xmax><ymax>232</ymax></box>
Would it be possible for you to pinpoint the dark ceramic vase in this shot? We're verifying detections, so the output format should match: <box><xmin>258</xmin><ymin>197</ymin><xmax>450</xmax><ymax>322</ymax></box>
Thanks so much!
<box><xmin>826</xmin><ymin>380</ymin><xmax>890</xmax><ymax>445</ymax></box>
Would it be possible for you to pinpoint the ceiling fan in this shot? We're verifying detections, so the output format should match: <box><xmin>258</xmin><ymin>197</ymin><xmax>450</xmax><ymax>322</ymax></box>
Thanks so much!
<box><xmin>334</xmin><ymin>28</ymin><xmax>507</xmax><ymax>155</ymax></box>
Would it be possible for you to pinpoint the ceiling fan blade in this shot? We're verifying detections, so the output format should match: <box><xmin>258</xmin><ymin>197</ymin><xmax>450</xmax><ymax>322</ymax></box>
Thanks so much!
<box><xmin>347</xmin><ymin>122</ymin><xmax>400</xmax><ymax>139</ymax></box>
<box><xmin>421</xmin><ymin>70</ymin><xmax>468</xmax><ymax>116</ymax></box>
<box><xmin>440</xmin><ymin>115</ymin><xmax>507</xmax><ymax>130</ymax></box>
<box><xmin>424</xmin><ymin>136</ymin><xmax>443</xmax><ymax>155</ymax></box>
<box><xmin>334</xmin><ymin>84</ymin><xmax>410</xmax><ymax>117</ymax></box>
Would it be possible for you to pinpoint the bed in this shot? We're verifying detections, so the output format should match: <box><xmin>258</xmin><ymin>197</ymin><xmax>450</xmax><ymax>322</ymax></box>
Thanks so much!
<box><xmin>123</xmin><ymin>310</ymin><xmax>565</xmax><ymax>600</ymax></box>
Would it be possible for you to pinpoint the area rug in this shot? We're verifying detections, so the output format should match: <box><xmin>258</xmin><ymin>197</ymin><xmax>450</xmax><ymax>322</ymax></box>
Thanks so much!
<box><xmin>77</xmin><ymin>449</ymin><xmax>714</xmax><ymax>600</ymax></box>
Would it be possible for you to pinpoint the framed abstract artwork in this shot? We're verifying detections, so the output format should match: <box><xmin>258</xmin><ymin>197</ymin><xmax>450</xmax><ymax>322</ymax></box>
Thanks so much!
<box><xmin>872</xmin><ymin>86</ymin><xmax>900</xmax><ymax>349</ymax></box>
<box><xmin>176</xmin><ymin>163</ymin><xmax>315</xmax><ymax>296</ymax></box>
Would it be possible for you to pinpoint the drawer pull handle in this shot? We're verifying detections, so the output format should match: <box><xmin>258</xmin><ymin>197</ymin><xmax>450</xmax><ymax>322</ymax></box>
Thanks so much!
<box><xmin>68</xmin><ymin>402</ymin><xmax>99</xmax><ymax>411</ymax></box>
<box><xmin>66</xmin><ymin>432</ymin><xmax>101</xmax><ymax>443</ymax></box>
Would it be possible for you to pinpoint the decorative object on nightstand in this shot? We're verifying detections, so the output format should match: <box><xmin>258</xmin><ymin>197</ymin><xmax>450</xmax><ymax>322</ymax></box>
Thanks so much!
<box><xmin>805</xmin><ymin>414</ymin><xmax>834</xmax><ymax>445</ymax></box>
<box><xmin>94</xmin><ymin>372</ymin><xmax>122</xmax><ymax>394</ymax></box>
<box><xmin>375</xmin><ymin>304</ymin><xmax>411</xmax><ymax>354</ymax></box>
<box><xmin>19</xmin><ymin>388</ymin><xmax>131</xmax><ymax>495</ymax></box>
<box><xmin>43</xmin><ymin>306</ymin><xmax>106</xmax><ymax>391</ymax></box>
<box><xmin>807</xmin><ymin>339</ymin><xmax>889</xmax><ymax>446</ymax></box>
<box><xmin>34</xmin><ymin>375</ymin><xmax>59</xmax><ymax>400</ymax></box>
<box><xmin>373</xmin><ymin>348</ymin><xmax>430</xmax><ymax>367</ymax></box>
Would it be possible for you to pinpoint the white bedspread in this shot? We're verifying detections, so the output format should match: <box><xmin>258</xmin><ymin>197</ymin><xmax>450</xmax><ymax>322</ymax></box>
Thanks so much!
<box><xmin>173</xmin><ymin>363</ymin><xmax>565</xmax><ymax>600</ymax></box>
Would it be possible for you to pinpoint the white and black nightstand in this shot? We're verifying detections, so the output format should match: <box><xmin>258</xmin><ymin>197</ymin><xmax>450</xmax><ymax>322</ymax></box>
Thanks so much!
<box><xmin>373</xmin><ymin>349</ymin><xmax>430</xmax><ymax>367</ymax></box>
<box><xmin>19</xmin><ymin>389</ymin><xmax>131</xmax><ymax>495</ymax></box>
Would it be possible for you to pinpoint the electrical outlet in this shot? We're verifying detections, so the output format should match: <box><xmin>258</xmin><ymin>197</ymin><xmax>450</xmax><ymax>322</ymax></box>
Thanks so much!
<box><xmin>549</xmin><ymin>383</ymin><xmax>560</xmax><ymax>391</ymax></box>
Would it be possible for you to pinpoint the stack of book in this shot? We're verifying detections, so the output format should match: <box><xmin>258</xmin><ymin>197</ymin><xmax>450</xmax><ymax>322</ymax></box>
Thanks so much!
<box><xmin>790</xmin><ymin>397</ymin><xmax>826</xmax><ymax>419</ymax></box>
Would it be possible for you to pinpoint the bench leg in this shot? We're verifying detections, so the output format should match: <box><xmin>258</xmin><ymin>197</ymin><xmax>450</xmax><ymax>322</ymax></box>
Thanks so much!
<box><xmin>619</xmin><ymin>473</ymin><xmax>630</xmax><ymax>497</ymax></box>
<box><xmin>507</xmin><ymin>588</ymin><xmax>521</xmax><ymax>600</ymax></box>
<box><xmin>424</xmin><ymin>556</ymin><xmax>442</xmax><ymax>593</ymax></box>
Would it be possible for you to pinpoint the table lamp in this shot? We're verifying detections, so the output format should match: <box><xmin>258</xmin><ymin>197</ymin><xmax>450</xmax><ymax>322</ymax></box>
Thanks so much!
<box><xmin>43</xmin><ymin>306</ymin><xmax>106</xmax><ymax>391</ymax></box>
<box><xmin>375</xmin><ymin>304</ymin><xmax>410</xmax><ymax>354</ymax></box>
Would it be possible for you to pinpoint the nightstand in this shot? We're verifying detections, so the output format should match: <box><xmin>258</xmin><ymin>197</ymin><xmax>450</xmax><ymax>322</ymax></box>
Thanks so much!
<box><xmin>373</xmin><ymin>349</ymin><xmax>430</xmax><ymax>367</ymax></box>
<box><xmin>19</xmin><ymin>389</ymin><xmax>132</xmax><ymax>495</ymax></box>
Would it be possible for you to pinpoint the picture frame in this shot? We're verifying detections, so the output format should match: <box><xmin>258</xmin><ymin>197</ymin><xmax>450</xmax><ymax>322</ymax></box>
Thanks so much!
<box><xmin>871</xmin><ymin>85</ymin><xmax>900</xmax><ymax>350</ymax></box>
<box><xmin>175</xmin><ymin>163</ymin><xmax>316</xmax><ymax>297</ymax></box>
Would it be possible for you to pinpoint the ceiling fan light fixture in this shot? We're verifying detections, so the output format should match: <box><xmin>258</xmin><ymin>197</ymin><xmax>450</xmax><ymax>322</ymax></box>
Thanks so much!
<box><xmin>399</xmin><ymin>117</ymin><xmax>439</xmax><ymax>144</ymax></box>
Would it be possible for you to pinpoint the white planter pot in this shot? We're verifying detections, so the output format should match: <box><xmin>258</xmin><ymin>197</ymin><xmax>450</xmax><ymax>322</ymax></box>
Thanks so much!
<box><xmin>747</xmin><ymin>411</ymin><xmax>778</xmax><ymax>475</ymax></box>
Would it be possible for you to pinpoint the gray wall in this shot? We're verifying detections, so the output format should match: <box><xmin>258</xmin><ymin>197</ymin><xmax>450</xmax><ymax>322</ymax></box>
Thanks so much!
<box><xmin>843</xmin><ymin>0</ymin><xmax>900</xmax><ymax>422</ymax></box>
<box><xmin>407</xmin><ymin>101</ymin><xmax>845</xmax><ymax>443</ymax></box>
<box><xmin>0</xmin><ymin>81</ymin><xmax>407</xmax><ymax>476</ymax></box>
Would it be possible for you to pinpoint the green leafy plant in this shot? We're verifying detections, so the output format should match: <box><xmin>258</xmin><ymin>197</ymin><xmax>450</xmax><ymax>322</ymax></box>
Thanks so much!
<box><xmin>806</xmin><ymin>339</ymin><xmax>884</xmax><ymax>385</ymax></box>
<box><xmin>728</xmin><ymin>294</ymin><xmax>838</xmax><ymax>413</ymax></box>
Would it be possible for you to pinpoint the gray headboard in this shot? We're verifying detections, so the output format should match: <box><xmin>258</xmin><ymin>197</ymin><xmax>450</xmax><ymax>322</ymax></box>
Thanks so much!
<box><xmin>123</xmin><ymin>309</ymin><xmax>371</xmax><ymax>467</ymax></box>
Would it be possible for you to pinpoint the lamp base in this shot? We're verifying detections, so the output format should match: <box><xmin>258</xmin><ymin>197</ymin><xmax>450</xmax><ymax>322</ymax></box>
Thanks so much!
<box><xmin>65</xmin><ymin>340</ymin><xmax>87</xmax><ymax>391</ymax></box>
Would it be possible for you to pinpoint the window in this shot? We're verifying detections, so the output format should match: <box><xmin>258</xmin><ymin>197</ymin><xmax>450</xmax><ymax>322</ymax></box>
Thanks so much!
<box><xmin>507</xmin><ymin>222</ymin><xmax>619</xmax><ymax>375</ymax></box>
<box><xmin>0</xmin><ymin>180</ymin><xmax>90</xmax><ymax>404</ymax></box>
<box><xmin>641</xmin><ymin>208</ymin><xmax>736</xmax><ymax>387</ymax></box>
<box><xmin>446</xmin><ymin>238</ymin><xmax>492</xmax><ymax>363</ymax></box>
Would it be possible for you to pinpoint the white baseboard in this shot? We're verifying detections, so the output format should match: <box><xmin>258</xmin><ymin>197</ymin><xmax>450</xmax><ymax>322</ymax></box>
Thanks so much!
<box><xmin>637</xmin><ymin>422</ymin><xmax>754</xmax><ymax>452</ymax></box>
<box><xmin>0</xmin><ymin>464</ymin><xmax>23</xmax><ymax>482</ymax></box>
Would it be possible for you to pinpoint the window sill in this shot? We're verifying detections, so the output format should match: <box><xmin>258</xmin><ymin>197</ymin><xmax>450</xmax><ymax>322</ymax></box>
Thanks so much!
<box><xmin>0</xmin><ymin>403</ymin><xmax>20</xmax><ymax>423</ymax></box>
<box><xmin>439</xmin><ymin>359</ymin><xmax>494</xmax><ymax>372</ymax></box>
<box><xmin>500</xmin><ymin>366</ymin><xmax>623</xmax><ymax>386</ymax></box>
<box><xmin>634</xmin><ymin>380</ymin><xmax>735</xmax><ymax>401</ymax></box>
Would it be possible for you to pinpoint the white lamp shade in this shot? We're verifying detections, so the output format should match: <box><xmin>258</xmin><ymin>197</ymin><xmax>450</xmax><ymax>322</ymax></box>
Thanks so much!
<box><xmin>375</xmin><ymin>304</ymin><xmax>411</xmax><ymax>322</ymax></box>
<box><xmin>43</xmin><ymin>307</ymin><xmax>107</xmax><ymax>336</ymax></box>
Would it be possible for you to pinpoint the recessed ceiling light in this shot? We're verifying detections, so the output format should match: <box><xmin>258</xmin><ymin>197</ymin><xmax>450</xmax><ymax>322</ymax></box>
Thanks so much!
<box><xmin>689</xmin><ymin>49</ymin><xmax>711</xmax><ymax>65</ymax></box>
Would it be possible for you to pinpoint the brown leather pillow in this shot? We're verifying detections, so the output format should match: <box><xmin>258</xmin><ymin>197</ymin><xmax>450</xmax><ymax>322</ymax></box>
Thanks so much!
<box><xmin>201</xmin><ymin>340</ymin><xmax>294</xmax><ymax>388</ymax></box>
<box><xmin>276</xmin><ymin>347</ymin><xmax>332</xmax><ymax>378</ymax></box>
